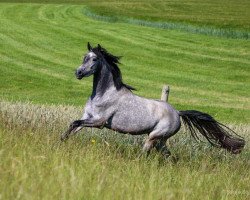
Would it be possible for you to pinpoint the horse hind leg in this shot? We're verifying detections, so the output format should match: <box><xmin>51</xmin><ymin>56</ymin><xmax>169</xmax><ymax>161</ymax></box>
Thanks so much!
<box><xmin>142</xmin><ymin>136</ymin><xmax>171</xmax><ymax>159</ymax></box>
<box><xmin>142</xmin><ymin>129</ymin><xmax>167</xmax><ymax>156</ymax></box>
<box><xmin>142</xmin><ymin>138</ymin><xmax>156</xmax><ymax>156</ymax></box>
<box><xmin>155</xmin><ymin>138</ymin><xmax>171</xmax><ymax>159</ymax></box>
<box><xmin>148</xmin><ymin>125</ymin><xmax>180</xmax><ymax>159</ymax></box>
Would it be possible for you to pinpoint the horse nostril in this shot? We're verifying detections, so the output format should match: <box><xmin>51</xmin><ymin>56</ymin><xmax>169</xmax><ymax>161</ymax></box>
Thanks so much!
<box><xmin>76</xmin><ymin>70</ymin><xmax>82</xmax><ymax>76</ymax></box>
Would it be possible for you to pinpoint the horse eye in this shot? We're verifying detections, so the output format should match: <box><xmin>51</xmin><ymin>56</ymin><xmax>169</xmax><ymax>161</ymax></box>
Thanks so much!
<box><xmin>83</xmin><ymin>57</ymin><xmax>88</xmax><ymax>63</ymax></box>
<box><xmin>93</xmin><ymin>58</ymin><xmax>97</xmax><ymax>62</ymax></box>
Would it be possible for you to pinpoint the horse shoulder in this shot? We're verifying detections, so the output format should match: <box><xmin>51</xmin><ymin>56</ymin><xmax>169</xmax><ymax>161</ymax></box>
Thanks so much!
<box><xmin>83</xmin><ymin>94</ymin><xmax>118</xmax><ymax>121</ymax></box>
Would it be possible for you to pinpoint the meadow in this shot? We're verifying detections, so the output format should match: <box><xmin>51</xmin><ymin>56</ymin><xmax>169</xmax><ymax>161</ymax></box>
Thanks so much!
<box><xmin>0</xmin><ymin>0</ymin><xmax>249</xmax><ymax>199</ymax></box>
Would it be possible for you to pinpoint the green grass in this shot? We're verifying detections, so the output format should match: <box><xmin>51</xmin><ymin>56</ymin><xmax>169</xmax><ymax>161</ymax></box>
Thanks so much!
<box><xmin>84</xmin><ymin>0</ymin><xmax>250</xmax><ymax>32</ymax></box>
<box><xmin>83</xmin><ymin>7</ymin><xmax>250</xmax><ymax>39</ymax></box>
<box><xmin>1</xmin><ymin>0</ymin><xmax>250</xmax><ymax>32</ymax></box>
<box><xmin>1</xmin><ymin>128</ymin><xmax>249</xmax><ymax>200</ymax></box>
<box><xmin>0</xmin><ymin>1</ymin><xmax>250</xmax><ymax>199</ymax></box>
<box><xmin>0</xmin><ymin>101</ymin><xmax>249</xmax><ymax>200</ymax></box>
<box><xmin>0</xmin><ymin>3</ymin><xmax>249</xmax><ymax>123</ymax></box>
<box><xmin>83</xmin><ymin>0</ymin><xmax>250</xmax><ymax>39</ymax></box>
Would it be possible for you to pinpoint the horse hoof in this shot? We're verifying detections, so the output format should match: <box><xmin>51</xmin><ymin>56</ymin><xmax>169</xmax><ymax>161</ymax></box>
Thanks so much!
<box><xmin>60</xmin><ymin>133</ymin><xmax>69</xmax><ymax>141</ymax></box>
<box><xmin>171</xmin><ymin>155</ymin><xmax>179</xmax><ymax>163</ymax></box>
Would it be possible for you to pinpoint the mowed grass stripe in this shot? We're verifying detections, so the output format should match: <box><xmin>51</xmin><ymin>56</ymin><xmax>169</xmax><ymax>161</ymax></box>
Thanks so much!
<box><xmin>0</xmin><ymin>4</ymin><xmax>248</xmax><ymax>102</ymax></box>
<box><xmin>1</xmin><ymin>3</ymin><xmax>249</xmax><ymax>68</ymax></box>
<box><xmin>1</xmin><ymin>0</ymin><xmax>249</xmax><ymax>31</ymax></box>
<box><xmin>0</xmin><ymin>54</ymin><xmax>70</xmax><ymax>81</ymax></box>
<box><xmin>98</xmin><ymin>29</ymin><xmax>250</xmax><ymax>66</ymax></box>
<box><xmin>83</xmin><ymin>0</ymin><xmax>250</xmax><ymax>32</ymax></box>
<box><xmin>83</xmin><ymin>7</ymin><xmax>250</xmax><ymax>40</ymax></box>
<box><xmin>1</xmin><ymin>3</ymin><xmax>248</xmax><ymax>85</ymax></box>
<box><xmin>17</xmin><ymin>3</ymin><xmax>250</xmax><ymax>64</ymax></box>
<box><xmin>85</xmin><ymin>21</ymin><xmax>250</xmax><ymax>63</ymax></box>
<box><xmin>0</xmin><ymin>3</ymin><xmax>249</xmax><ymax>122</ymax></box>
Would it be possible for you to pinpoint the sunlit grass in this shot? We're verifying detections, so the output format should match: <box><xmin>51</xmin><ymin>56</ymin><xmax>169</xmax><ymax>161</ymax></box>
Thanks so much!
<box><xmin>83</xmin><ymin>7</ymin><xmax>250</xmax><ymax>39</ymax></box>
<box><xmin>83</xmin><ymin>0</ymin><xmax>250</xmax><ymax>32</ymax></box>
<box><xmin>1</xmin><ymin>0</ymin><xmax>250</xmax><ymax>32</ymax></box>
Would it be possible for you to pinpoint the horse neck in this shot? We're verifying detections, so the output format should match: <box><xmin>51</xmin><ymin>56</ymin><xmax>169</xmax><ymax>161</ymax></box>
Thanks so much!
<box><xmin>91</xmin><ymin>62</ymin><xmax>115</xmax><ymax>98</ymax></box>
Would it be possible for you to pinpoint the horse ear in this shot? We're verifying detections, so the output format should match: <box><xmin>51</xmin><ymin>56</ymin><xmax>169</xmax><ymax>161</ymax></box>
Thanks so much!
<box><xmin>97</xmin><ymin>44</ymin><xmax>102</xmax><ymax>51</ymax></box>
<box><xmin>87</xmin><ymin>42</ymin><xmax>92</xmax><ymax>51</ymax></box>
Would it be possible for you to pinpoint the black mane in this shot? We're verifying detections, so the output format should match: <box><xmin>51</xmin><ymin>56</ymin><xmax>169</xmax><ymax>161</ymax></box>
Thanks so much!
<box><xmin>92</xmin><ymin>45</ymin><xmax>135</xmax><ymax>91</ymax></box>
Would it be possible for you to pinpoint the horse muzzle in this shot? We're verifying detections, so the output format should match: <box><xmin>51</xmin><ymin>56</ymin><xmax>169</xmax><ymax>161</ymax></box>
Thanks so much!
<box><xmin>75</xmin><ymin>69</ymin><xmax>94</xmax><ymax>79</ymax></box>
<box><xmin>75</xmin><ymin>69</ymin><xmax>86</xmax><ymax>79</ymax></box>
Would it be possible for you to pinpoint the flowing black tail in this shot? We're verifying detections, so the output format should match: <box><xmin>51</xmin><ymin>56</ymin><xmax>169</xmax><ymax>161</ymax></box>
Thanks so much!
<box><xmin>179</xmin><ymin>110</ymin><xmax>245</xmax><ymax>154</ymax></box>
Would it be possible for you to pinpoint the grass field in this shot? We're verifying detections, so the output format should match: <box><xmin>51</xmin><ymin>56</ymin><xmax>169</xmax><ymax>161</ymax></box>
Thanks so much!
<box><xmin>2</xmin><ymin>0</ymin><xmax>250</xmax><ymax>31</ymax></box>
<box><xmin>0</xmin><ymin>101</ymin><xmax>249</xmax><ymax>199</ymax></box>
<box><xmin>0</xmin><ymin>0</ymin><xmax>249</xmax><ymax>199</ymax></box>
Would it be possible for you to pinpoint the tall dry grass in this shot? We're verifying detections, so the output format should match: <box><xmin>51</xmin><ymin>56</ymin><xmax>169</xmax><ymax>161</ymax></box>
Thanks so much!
<box><xmin>0</xmin><ymin>100</ymin><xmax>249</xmax><ymax>200</ymax></box>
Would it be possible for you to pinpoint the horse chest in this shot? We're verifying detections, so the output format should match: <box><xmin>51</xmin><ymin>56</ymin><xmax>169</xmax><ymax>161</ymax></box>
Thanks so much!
<box><xmin>83</xmin><ymin>100</ymin><xmax>114</xmax><ymax>120</ymax></box>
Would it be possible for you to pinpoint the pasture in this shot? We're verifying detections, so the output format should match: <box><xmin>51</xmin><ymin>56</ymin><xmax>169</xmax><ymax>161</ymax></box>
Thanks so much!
<box><xmin>0</xmin><ymin>0</ymin><xmax>249</xmax><ymax>199</ymax></box>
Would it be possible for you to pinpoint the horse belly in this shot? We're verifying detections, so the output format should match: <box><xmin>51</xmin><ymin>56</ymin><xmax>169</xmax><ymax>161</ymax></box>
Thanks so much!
<box><xmin>108</xmin><ymin>110</ymin><xmax>155</xmax><ymax>134</ymax></box>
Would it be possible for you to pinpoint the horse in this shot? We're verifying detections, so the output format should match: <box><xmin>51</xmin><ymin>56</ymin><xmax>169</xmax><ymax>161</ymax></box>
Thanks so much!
<box><xmin>61</xmin><ymin>43</ymin><xmax>245</xmax><ymax>158</ymax></box>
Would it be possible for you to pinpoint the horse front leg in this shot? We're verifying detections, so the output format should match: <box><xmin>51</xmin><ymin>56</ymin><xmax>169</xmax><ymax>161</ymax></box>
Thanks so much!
<box><xmin>61</xmin><ymin>120</ymin><xmax>84</xmax><ymax>141</ymax></box>
<box><xmin>60</xmin><ymin>118</ymin><xmax>106</xmax><ymax>141</ymax></box>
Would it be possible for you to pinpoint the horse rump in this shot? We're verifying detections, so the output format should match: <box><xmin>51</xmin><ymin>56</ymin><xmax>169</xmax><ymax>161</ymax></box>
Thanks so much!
<box><xmin>179</xmin><ymin>110</ymin><xmax>245</xmax><ymax>154</ymax></box>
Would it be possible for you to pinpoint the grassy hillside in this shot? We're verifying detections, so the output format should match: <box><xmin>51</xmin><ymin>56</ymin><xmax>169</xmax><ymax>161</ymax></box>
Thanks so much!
<box><xmin>0</xmin><ymin>3</ymin><xmax>249</xmax><ymax>123</ymax></box>
<box><xmin>84</xmin><ymin>0</ymin><xmax>250</xmax><ymax>32</ymax></box>
<box><xmin>1</xmin><ymin>0</ymin><xmax>250</xmax><ymax>32</ymax></box>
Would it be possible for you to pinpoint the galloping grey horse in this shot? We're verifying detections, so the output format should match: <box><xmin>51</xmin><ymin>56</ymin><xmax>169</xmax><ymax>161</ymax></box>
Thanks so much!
<box><xmin>61</xmin><ymin>43</ymin><xmax>245</xmax><ymax>158</ymax></box>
